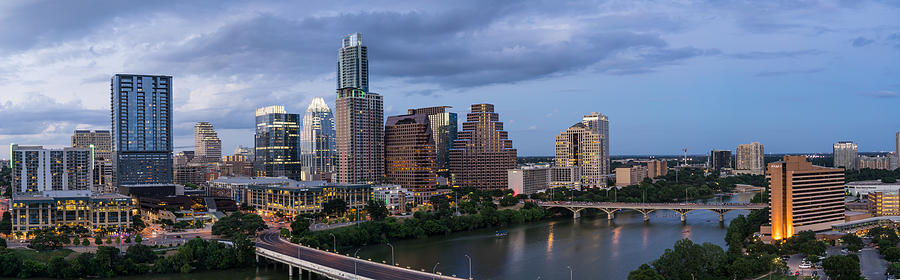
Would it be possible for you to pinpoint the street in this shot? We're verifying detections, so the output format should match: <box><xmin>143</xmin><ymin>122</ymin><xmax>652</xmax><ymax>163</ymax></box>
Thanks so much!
<box><xmin>860</xmin><ymin>247</ymin><xmax>888</xmax><ymax>280</ymax></box>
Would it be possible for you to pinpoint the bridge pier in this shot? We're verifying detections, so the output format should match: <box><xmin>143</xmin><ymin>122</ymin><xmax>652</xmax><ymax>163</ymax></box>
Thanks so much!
<box><xmin>603</xmin><ymin>209</ymin><xmax>615</xmax><ymax>220</ymax></box>
<box><xmin>289</xmin><ymin>265</ymin><xmax>294</xmax><ymax>277</ymax></box>
<box><xmin>679</xmin><ymin>213</ymin><xmax>686</xmax><ymax>223</ymax></box>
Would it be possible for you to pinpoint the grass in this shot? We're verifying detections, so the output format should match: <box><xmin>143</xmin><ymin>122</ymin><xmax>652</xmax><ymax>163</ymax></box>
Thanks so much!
<box><xmin>9</xmin><ymin>248</ymin><xmax>75</xmax><ymax>262</ymax></box>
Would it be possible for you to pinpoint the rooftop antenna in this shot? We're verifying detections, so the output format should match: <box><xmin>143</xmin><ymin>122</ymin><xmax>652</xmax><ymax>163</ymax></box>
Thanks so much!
<box><xmin>682</xmin><ymin>148</ymin><xmax>688</xmax><ymax>166</ymax></box>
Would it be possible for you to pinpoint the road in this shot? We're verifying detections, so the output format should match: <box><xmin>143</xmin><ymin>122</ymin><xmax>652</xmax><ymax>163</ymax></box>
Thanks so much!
<box><xmin>256</xmin><ymin>230</ymin><xmax>463</xmax><ymax>280</ymax></box>
<box><xmin>860</xmin><ymin>247</ymin><xmax>888</xmax><ymax>280</ymax></box>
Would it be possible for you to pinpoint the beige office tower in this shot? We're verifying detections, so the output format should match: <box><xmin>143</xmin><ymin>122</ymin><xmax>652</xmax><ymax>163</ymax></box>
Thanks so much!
<box><xmin>384</xmin><ymin>113</ymin><xmax>438</xmax><ymax>191</ymax></box>
<box><xmin>71</xmin><ymin>130</ymin><xmax>113</xmax><ymax>192</ymax></box>
<box><xmin>833</xmin><ymin>141</ymin><xmax>858</xmax><ymax>170</ymax></box>
<box><xmin>555</xmin><ymin>113</ymin><xmax>610</xmax><ymax>189</ymax></box>
<box><xmin>194</xmin><ymin>122</ymin><xmax>222</xmax><ymax>164</ymax></box>
<box><xmin>762</xmin><ymin>156</ymin><xmax>844</xmax><ymax>242</ymax></box>
<box><xmin>736</xmin><ymin>142</ymin><xmax>765</xmax><ymax>175</ymax></box>
<box><xmin>407</xmin><ymin>106</ymin><xmax>457</xmax><ymax>171</ymax></box>
<box><xmin>335</xmin><ymin>88</ymin><xmax>384</xmax><ymax>183</ymax></box>
<box><xmin>647</xmin><ymin>159</ymin><xmax>667</xmax><ymax>178</ymax></box>
<box><xmin>449</xmin><ymin>104</ymin><xmax>517</xmax><ymax>190</ymax></box>
<box><xmin>615</xmin><ymin>166</ymin><xmax>647</xmax><ymax>187</ymax></box>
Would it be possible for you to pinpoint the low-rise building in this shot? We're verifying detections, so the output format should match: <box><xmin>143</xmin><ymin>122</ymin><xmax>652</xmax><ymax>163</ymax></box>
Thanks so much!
<box><xmin>647</xmin><ymin>159</ymin><xmax>667</xmax><ymax>178</ymax></box>
<box><xmin>508</xmin><ymin>165</ymin><xmax>551</xmax><ymax>196</ymax></box>
<box><xmin>207</xmin><ymin>176</ymin><xmax>299</xmax><ymax>205</ymax></box>
<box><xmin>868</xmin><ymin>191</ymin><xmax>900</xmax><ymax>217</ymax></box>
<box><xmin>550</xmin><ymin>166</ymin><xmax>582</xmax><ymax>190</ymax></box>
<box><xmin>846</xmin><ymin>180</ymin><xmax>900</xmax><ymax>197</ymax></box>
<box><xmin>246</xmin><ymin>182</ymin><xmax>371</xmax><ymax>218</ymax></box>
<box><xmin>9</xmin><ymin>190</ymin><xmax>135</xmax><ymax>237</ymax></box>
<box><xmin>616</xmin><ymin>166</ymin><xmax>648</xmax><ymax>187</ymax></box>
<box><xmin>858</xmin><ymin>155</ymin><xmax>894</xmax><ymax>170</ymax></box>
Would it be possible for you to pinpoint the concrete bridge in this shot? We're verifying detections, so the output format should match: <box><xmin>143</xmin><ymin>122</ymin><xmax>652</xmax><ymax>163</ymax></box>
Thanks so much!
<box><xmin>537</xmin><ymin>201</ymin><xmax>766</xmax><ymax>223</ymax></box>
<box><xmin>256</xmin><ymin>230</ymin><xmax>466</xmax><ymax>280</ymax></box>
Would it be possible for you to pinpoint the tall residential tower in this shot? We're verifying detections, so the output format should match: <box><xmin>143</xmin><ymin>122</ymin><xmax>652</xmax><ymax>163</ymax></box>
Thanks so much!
<box><xmin>833</xmin><ymin>141</ymin><xmax>858</xmax><ymax>170</ymax></box>
<box><xmin>193</xmin><ymin>122</ymin><xmax>222</xmax><ymax>164</ymax></box>
<box><xmin>335</xmin><ymin>33</ymin><xmax>384</xmax><ymax>184</ymax></box>
<box><xmin>338</xmin><ymin>33</ymin><xmax>368</xmax><ymax>92</ymax></box>
<box><xmin>735</xmin><ymin>142</ymin><xmax>765</xmax><ymax>174</ymax></box>
<box><xmin>554</xmin><ymin>113</ymin><xmax>610</xmax><ymax>188</ymax></box>
<box><xmin>111</xmin><ymin>74</ymin><xmax>173</xmax><ymax>188</ymax></box>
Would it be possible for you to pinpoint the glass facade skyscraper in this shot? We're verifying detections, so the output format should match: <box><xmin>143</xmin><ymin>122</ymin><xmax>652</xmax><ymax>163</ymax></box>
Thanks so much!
<box><xmin>111</xmin><ymin>74</ymin><xmax>173</xmax><ymax>186</ymax></box>
<box><xmin>301</xmin><ymin>97</ymin><xmax>336</xmax><ymax>180</ymax></box>
<box><xmin>338</xmin><ymin>32</ymin><xmax>368</xmax><ymax>92</ymax></box>
<box><xmin>255</xmin><ymin>105</ymin><xmax>302</xmax><ymax>180</ymax></box>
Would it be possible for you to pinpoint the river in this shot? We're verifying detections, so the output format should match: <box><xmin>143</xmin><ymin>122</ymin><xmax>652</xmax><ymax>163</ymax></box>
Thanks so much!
<box><xmin>110</xmin><ymin>192</ymin><xmax>757</xmax><ymax>280</ymax></box>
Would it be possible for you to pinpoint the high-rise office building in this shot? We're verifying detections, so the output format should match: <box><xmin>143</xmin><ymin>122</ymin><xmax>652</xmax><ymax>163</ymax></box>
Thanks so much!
<box><xmin>71</xmin><ymin>130</ymin><xmax>113</xmax><ymax>192</ymax></box>
<box><xmin>762</xmin><ymin>156</ymin><xmax>844</xmax><ymax>241</ymax></box>
<box><xmin>647</xmin><ymin>159</ymin><xmax>667</xmax><ymax>178</ymax></box>
<box><xmin>301</xmin><ymin>97</ymin><xmax>336</xmax><ymax>180</ymax></box>
<box><xmin>193</xmin><ymin>122</ymin><xmax>222</xmax><ymax>164</ymax></box>
<box><xmin>338</xmin><ymin>32</ymin><xmax>368</xmax><ymax>92</ymax></box>
<box><xmin>111</xmin><ymin>74</ymin><xmax>174</xmax><ymax>188</ymax></box>
<box><xmin>384</xmin><ymin>113</ymin><xmax>438</xmax><ymax>191</ymax></box>
<box><xmin>555</xmin><ymin>116</ymin><xmax>609</xmax><ymax>188</ymax></box>
<box><xmin>449</xmin><ymin>104</ymin><xmax>517</xmax><ymax>190</ymax></box>
<box><xmin>708</xmin><ymin>150</ymin><xmax>732</xmax><ymax>171</ymax></box>
<box><xmin>508</xmin><ymin>165</ymin><xmax>550</xmax><ymax>195</ymax></box>
<box><xmin>581</xmin><ymin>113</ymin><xmax>610</xmax><ymax>174</ymax></box>
<box><xmin>736</xmin><ymin>142</ymin><xmax>765</xmax><ymax>175</ymax></box>
<box><xmin>833</xmin><ymin>141</ymin><xmax>858</xmax><ymax>170</ymax></box>
<box><xmin>10</xmin><ymin>145</ymin><xmax>93</xmax><ymax>193</ymax></box>
<box><xmin>254</xmin><ymin>105</ymin><xmax>302</xmax><ymax>180</ymax></box>
<box><xmin>335</xmin><ymin>88</ymin><xmax>384</xmax><ymax>183</ymax></box>
<box><xmin>407</xmin><ymin>106</ymin><xmax>458</xmax><ymax>171</ymax></box>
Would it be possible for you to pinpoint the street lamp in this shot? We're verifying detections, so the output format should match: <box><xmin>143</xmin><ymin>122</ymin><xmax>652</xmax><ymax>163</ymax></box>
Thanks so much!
<box><xmin>465</xmin><ymin>254</ymin><xmax>472</xmax><ymax>280</ymax></box>
<box><xmin>432</xmin><ymin>262</ymin><xmax>440</xmax><ymax>280</ymax></box>
<box><xmin>330</xmin><ymin>233</ymin><xmax>336</xmax><ymax>252</ymax></box>
<box><xmin>387</xmin><ymin>243</ymin><xmax>395</xmax><ymax>265</ymax></box>
<box><xmin>354</xmin><ymin>248</ymin><xmax>361</xmax><ymax>279</ymax></box>
<box><xmin>567</xmin><ymin>266</ymin><xmax>573</xmax><ymax>280</ymax></box>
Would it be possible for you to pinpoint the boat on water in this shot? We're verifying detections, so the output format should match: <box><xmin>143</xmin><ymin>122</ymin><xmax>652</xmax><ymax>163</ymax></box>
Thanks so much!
<box><xmin>495</xmin><ymin>230</ymin><xmax>509</xmax><ymax>237</ymax></box>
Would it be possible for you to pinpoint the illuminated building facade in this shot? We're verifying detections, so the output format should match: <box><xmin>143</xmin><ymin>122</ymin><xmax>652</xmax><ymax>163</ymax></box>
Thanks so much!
<box><xmin>301</xmin><ymin>97</ymin><xmax>336</xmax><ymax>180</ymax></box>
<box><xmin>550</xmin><ymin>166</ymin><xmax>581</xmax><ymax>189</ymax></box>
<box><xmin>254</xmin><ymin>105</ymin><xmax>302</xmax><ymax>180</ymax></box>
<box><xmin>338</xmin><ymin>32</ymin><xmax>368</xmax><ymax>92</ymax></box>
<box><xmin>449</xmin><ymin>104</ymin><xmax>517</xmax><ymax>190</ymax></box>
<box><xmin>335</xmin><ymin>88</ymin><xmax>384</xmax><ymax>183</ymax></box>
<box><xmin>868</xmin><ymin>192</ymin><xmax>900</xmax><ymax>217</ymax></box>
<box><xmin>763</xmin><ymin>156</ymin><xmax>845</xmax><ymax>241</ymax></box>
<box><xmin>384</xmin><ymin>113</ymin><xmax>438</xmax><ymax>191</ymax></box>
<box><xmin>555</xmin><ymin>119</ymin><xmax>609</xmax><ymax>188</ymax></box>
<box><xmin>246</xmin><ymin>182</ymin><xmax>371</xmax><ymax>217</ymax></box>
<box><xmin>9</xmin><ymin>191</ymin><xmax>135</xmax><ymax>236</ymax></box>
<box><xmin>407</xmin><ymin>106</ymin><xmax>458</xmax><ymax>172</ymax></box>
<box><xmin>10</xmin><ymin>145</ymin><xmax>93</xmax><ymax>193</ymax></box>
<box><xmin>112</xmin><ymin>74</ymin><xmax>174</xmax><ymax>186</ymax></box>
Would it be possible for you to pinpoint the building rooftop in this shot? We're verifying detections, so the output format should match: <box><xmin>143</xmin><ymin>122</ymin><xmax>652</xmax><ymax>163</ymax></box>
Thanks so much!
<box><xmin>847</xmin><ymin>180</ymin><xmax>900</xmax><ymax>186</ymax></box>
<box><xmin>210</xmin><ymin>176</ymin><xmax>299</xmax><ymax>185</ymax></box>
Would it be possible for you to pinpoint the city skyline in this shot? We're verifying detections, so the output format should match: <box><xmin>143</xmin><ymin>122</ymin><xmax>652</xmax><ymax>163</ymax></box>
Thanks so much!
<box><xmin>1</xmin><ymin>1</ymin><xmax>900</xmax><ymax>158</ymax></box>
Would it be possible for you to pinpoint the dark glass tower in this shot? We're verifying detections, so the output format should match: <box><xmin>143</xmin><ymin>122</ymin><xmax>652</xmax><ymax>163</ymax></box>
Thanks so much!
<box><xmin>255</xmin><ymin>105</ymin><xmax>302</xmax><ymax>180</ymax></box>
<box><xmin>111</xmin><ymin>74</ymin><xmax>173</xmax><ymax>187</ymax></box>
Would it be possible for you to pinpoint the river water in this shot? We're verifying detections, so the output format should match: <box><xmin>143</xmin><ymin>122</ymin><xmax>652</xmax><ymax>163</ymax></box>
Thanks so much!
<box><xmin>111</xmin><ymin>192</ymin><xmax>756</xmax><ymax>280</ymax></box>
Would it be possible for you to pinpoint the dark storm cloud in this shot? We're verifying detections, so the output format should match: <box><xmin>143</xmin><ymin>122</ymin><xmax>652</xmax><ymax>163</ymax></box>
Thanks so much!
<box><xmin>851</xmin><ymin>36</ymin><xmax>874</xmax><ymax>47</ymax></box>
<box><xmin>0</xmin><ymin>94</ymin><xmax>106</xmax><ymax>135</ymax></box>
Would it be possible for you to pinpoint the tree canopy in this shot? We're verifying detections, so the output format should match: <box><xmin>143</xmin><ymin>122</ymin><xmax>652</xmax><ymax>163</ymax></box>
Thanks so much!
<box><xmin>211</xmin><ymin>212</ymin><xmax>268</xmax><ymax>238</ymax></box>
<box><xmin>822</xmin><ymin>255</ymin><xmax>862</xmax><ymax>280</ymax></box>
<box><xmin>323</xmin><ymin>199</ymin><xmax>348</xmax><ymax>216</ymax></box>
<box><xmin>365</xmin><ymin>199</ymin><xmax>389</xmax><ymax>221</ymax></box>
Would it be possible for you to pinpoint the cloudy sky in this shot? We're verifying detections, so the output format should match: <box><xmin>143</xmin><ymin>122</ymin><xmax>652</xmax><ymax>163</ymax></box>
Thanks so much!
<box><xmin>1</xmin><ymin>0</ymin><xmax>898</xmax><ymax>158</ymax></box>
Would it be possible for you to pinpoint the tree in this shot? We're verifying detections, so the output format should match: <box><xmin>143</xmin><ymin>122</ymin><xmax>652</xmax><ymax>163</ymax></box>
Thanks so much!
<box><xmin>211</xmin><ymin>212</ymin><xmax>268</xmax><ymax>238</ymax></box>
<box><xmin>651</xmin><ymin>239</ymin><xmax>725</xmax><ymax>280</ymax></box>
<box><xmin>132</xmin><ymin>215</ymin><xmax>146</xmax><ymax>231</ymax></box>
<box><xmin>72</xmin><ymin>236</ymin><xmax>80</xmax><ymax>246</ymax></box>
<box><xmin>0</xmin><ymin>212</ymin><xmax>11</xmax><ymax>235</ymax></box>
<box><xmin>323</xmin><ymin>199</ymin><xmax>348</xmax><ymax>216</ymax></box>
<box><xmin>28</xmin><ymin>228</ymin><xmax>65</xmax><ymax>251</ymax></box>
<box><xmin>822</xmin><ymin>255</ymin><xmax>861</xmax><ymax>280</ymax></box>
<box><xmin>884</xmin><ymin>177</ymin><xmax>897</xmax><ymax>183</ymax></box>
<box><xmin>883</xmin><ymin>247</ymin><xmax>900</xmax><ymax>262</ymax></box>
<box><xmin>628</xmin><ymin>264</ymin><xmax>664</xmax><ymax>280</ymax></box>
<box><xmin>0</xmin><ymin>238</ymin><xmax>6</xmax><ymax>248</ymax></box>
<box><xmin>291</xmin><ymin>215</ymin><xmax>311</xmax><ymax>236</ymax></box>
<box><xmin>47</xmin><ymin>256</ymin><xmax>74</xmax><ymax>278</ymax></box>
<box><xmin>888</xmin><ymin>262</ymin><xmax>900</xmax><ymax>277</ymax></box>
<box><xmin>126</xmin><ymin>244</ymin><xmax>157</xmax><ymax>263</ymax></box>
<box><xmin>134</xmin><ymin>234</ymin><xmax>143</xmax><ymax>244</ymax></box>
<box><xmin>840</xmin><ymin>233</ymin><xmax>864</xmax><ymax>252</ymax></box>
<box><xmin>125</xmin><ymin>235</ymin><xmax>132</xmax><ymax>243</ymax></box>
<box><xmin>499</xmin><ymin>195</ymin><xmax>518</xmax><ymax>207</ymax></box>
<box><xmin>366</xmin><ymin>199</ymin><xmax>389</xmax><ymax>221</ymax></box>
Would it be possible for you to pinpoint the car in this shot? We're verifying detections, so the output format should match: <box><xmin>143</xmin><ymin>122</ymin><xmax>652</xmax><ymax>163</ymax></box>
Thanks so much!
<box><xmin>841</xmin><ymin>249</ymin><xmax>849</xmax><ymax>254</ymax></box>
<box><xmin>799</xmin><ymin>262</ymin><xmax>812</xmax><ymax>269</ymax></box>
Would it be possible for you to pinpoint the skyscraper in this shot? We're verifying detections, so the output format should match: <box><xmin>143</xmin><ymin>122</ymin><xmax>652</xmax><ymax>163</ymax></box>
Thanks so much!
<box><xmin>708</xmin><ymin>150</ymin><xmax>732</xmax><ymax>171</ymax></box>
<box><xmin>72</xmin><ymin>130</ymin><xmax>113</xmax><ymax>192</ymax></box>
<box><xmin>10</xmin><ymin>145</ymin><xmax>93</xmax><ymax>193</ymax></box>
<box><xmin>449</xmin><ymin>104</ymin><xmax>517</xmax><ymax>190</ymax></box>
<box><xmin>193</xmin><ymin>122</ymin><xmax>222</xmax><ymax>164</ymax></box>
<box><xmin>407</xmin><ymin>106</ymin><xmax>458</xmax><ymax>172</ymax></box>
<box><xmin>111</xmin><ymin>74</ymin><xmax>173</xmax><ymax>187</ymax></box>
<box><xmin>762</xmin><ymin>156</ymin><xmax>844</xmax><ymax>241</ymax></box>
<box><xmin>385</xmin><ymin>113</ymin><xmax>438</xmax><ymax>191</ymax></box>
<box><xmin>555</xmin><ymin>122</ymin><xmax>608</xmax><ymax>188</ymax></box>
<box><xmin>335</xmin><ymin>88</ymin><xmax>384</xmax><ymax>183</ymax></box>
<box><xmin>736</xmin><ymin>142</ymin><xmax>765</xmax><ymax>174</ymax></box>
<box><xmin>833</xmin><ymin>141</ymin><xmax>858</xmax><ymax>170</ymax></box>
<box><xmin>581</xmin><ymin>113</ymin><xmax>610</xmax><ymax>175</ymax></box>
<box><xmin>338</xmin><ymin>32</ymin><xmax>368</xmax><ymax>92</ymax></box>
<box><xmin>301</xmin><ymin>97</ymin><xmax>336</xmax><ymax>180</ymax></box>
<box><xmin>254</xmin><ymin>105</ymin><xmax>302</xmax><ymax>180</ymax></box>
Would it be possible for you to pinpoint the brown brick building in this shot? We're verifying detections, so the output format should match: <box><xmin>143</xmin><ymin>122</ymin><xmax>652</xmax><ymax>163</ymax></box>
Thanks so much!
<box><xmin>384</xmin><ymin>113</ymin><xmax>438</xmax><ymax>191</ymax></box>
<box><xmin>762</xmin><ymin>155</ymin><xmax>845</xmax><ymax>242</ymax></box>
<box><xmin>449</xmin><ymin>104</ymin><xmax>517</xmax><ymax>190</ymax></box>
